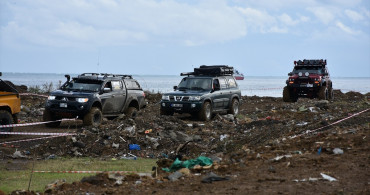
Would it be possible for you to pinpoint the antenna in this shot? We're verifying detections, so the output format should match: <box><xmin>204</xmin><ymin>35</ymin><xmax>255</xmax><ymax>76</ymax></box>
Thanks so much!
<box><xmin>97</xmin><ymin>49</ymin><xmax>100</xmax><ymax>72</ymax></box>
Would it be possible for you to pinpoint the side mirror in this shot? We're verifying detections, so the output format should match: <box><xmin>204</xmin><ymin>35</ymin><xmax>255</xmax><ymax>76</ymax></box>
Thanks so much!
<box><xmin>288</xmin><ymin>72</ymin><xmax>293</xmax><ymax>76</ymax></box>
<box><xmin>0</xmin><ymin>72</ymin><xmax>2</xmax><ymax>77</ymax></box>
<box><xmin>323</xmin><ymin>73</ymin><xmax>328</xmax><ymax>76</ymax></box>
<box><xmin>103</xmin><ymin>88</ymin><xmax>111</xmax><ymax>93</ymax></box>
<box><xmin>173</xmin><ymin>86</ymin><xmax>177</xmax><ymax>90</ymax></box>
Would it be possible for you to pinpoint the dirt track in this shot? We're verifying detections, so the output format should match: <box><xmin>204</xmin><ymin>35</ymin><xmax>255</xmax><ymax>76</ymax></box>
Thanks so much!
<box><xmin>1</xmin><ymin>90</ymin><xmax>369</xmax><ymax>194</ymax></box>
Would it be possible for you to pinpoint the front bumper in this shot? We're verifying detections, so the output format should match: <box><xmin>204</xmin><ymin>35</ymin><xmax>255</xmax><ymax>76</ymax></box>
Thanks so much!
<box><xmin>160</xmin><ymin>101</ymin><xmax>203</xmax><ymax>113</ymax></box>
<box><xmin>45</xmin><ymin>100</ymin><xmax>90</xmax><ymax>117</ymax></box>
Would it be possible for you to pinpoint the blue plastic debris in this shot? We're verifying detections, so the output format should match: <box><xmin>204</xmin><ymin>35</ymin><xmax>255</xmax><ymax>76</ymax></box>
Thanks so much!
<box><xmin>129</xmin><ymin>144</ymin><xmax>141</xmax><ymax>151</ymax></box>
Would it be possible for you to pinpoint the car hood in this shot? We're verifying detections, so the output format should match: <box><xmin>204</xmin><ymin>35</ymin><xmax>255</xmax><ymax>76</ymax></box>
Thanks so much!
<box><xmin>163</xmin><ymin>90</ymin><xmax>211</xmax><ymax>96</ymax></box>
<box><xmin>49</xmin><ymin>90</ymin><xmax>96</xmax><ymax>97</ymax></box>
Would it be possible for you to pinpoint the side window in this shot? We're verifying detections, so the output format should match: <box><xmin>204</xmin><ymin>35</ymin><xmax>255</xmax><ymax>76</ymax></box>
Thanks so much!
<box><xmin>134</xmin><ymin>81</ymin><xmax>141</xmax><ymax>89</ymax></box>
<box><xmin>219</xmin><ymin>77</ymin><xmax>228</xmax><ymax>89</ymax></box>
<box><xmin>227</xmin><ymin>77</ymin><xmax>237</xmax><ymax>88</ymax></box>
<box><xmin>104</xmin><ymin>81</ymin><xmax>112</xmax><ymax>90</ymax></box>
<box><xmin>121</xmin><ymin>81</ymin><xmax>126</xmax><ymax>90</ymax></box>
<box><xmin>213</xmin><ymin>79</ymin><xmax>220</xmax><ymax>89</ymax></box>
<box><xmin>111</xmin><ymin>81</ymin><xmax>121</xmax><ymax>91</ymax></box>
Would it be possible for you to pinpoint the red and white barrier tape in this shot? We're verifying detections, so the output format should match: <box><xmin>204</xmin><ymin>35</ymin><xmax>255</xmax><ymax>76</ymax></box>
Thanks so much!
<box><xmin>0</xmin><ymin>135</ymin><xmax>66</xmax><ymax>145</ymax></box>
<box><xmin>290</xmin><ymin>108</ymin><xmax>369</xmax><ymax>139</ymax></box>
<box><xmin>32</xmin><ymin>170</ymin><xmax>137</xmax><ymax>174</ymax></box>
<box><xmin>20</xmin><ymin>93</ymin><xmax>48</xmax><ymax>98</ymax></box>
<box><xmin>0</xmin><ymin>132</ymin><xmax>76</xmax><ymax>136</ymax></box>
<box><xmin>0</xmin><ymin>118</ymin><xmax>76</xmax><ymax>129</ymax></box>
<box><xmin>246</xmin><ymin>87</ymin><xmax>283</xmax><ymax>91</ymax></box>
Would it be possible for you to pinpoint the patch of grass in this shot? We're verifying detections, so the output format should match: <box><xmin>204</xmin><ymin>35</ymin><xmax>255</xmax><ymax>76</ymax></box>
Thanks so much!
<box><xmin>0</xmin><ymin>157</ymin><xmax>156</xmax><ymax>194</ymax></box>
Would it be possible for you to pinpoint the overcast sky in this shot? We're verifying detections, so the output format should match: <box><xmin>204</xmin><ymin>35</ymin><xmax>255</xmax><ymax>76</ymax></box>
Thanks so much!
<box><xmin>0</xmin><ymin>0</ymin><xmax>369</xmax><ymax>77</ymax></box>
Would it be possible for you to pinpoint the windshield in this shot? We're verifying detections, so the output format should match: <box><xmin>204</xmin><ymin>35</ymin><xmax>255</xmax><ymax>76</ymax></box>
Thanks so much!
<box><xmin>178</xmin><ymin>78</ymin><xmax>212</xmax><ymax>91</ymax></box>
<box><xmin>292</xmin><ymin>67</ymin><xmax>323</xmax><ymax>74</ymax></box>
<box><xmin>64</xmin><ymin>80</ymin><xmax>102</xmax><ymax>92</ymax></box>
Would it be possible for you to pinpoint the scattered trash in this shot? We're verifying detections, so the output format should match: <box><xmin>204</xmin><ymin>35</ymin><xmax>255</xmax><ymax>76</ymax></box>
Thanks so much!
<box><xmin>298</xmin><ymin>106</ymin><xmax>308</xmax><ymax>112</ymax></box>
<box><xmin>129</xmin><ymin>144</ymin><xmax>141</xmax><ymax>151</ymax></box>
<box><xmin>108</xmin><ymin>173</ymin><xmax>125</xmax><ymax>185</ymax></box>
<box><xmin>333</xmin><ymin>148</ymin><xmax>344</xmax><ymax>155</ymax></box>
<box><xmin>271</xmin><ymin>155</ymin><xmax>292</xmax><ymax>162</ymax></box>
<box><xmin>124</xmin><ymin>126</ymin><xmax>136</xmax><ymax>135</ymax></box>
<box><xmin>220</xmin><ymin>134</ymin><xmax>229</xmax><ymax>141</ymax></box>
<box><xmin>163</xmin><ymin>156</ymin><xmax>213</xmax><ymax>172</ymax></box>
<box><xmin>201</xmin><ymin>172</ymin><xmax>229</xmax><ymax>183</ymax></box>
<box><xmin>296</xmin><ymin>122</ymin><xmax>308</xmax><ymax>127</ymax></box>
<box><xmin>12</xmin><ymin>150</ymin><xmax>26</xmax><ymax>159</ymax></box>
<box><xmin>321</xmin><ymin>173</ymin><xmax>337</xmax><ymax>182</ymax></box>
<box><xmin>145</xmin><ymin>129</ymin><xmax>153</xmax><ymax>134</ymax></box>
<box><xmin>46</xmin><ymin>154</ymin><xmax>56</xmax><ymax>159</ymax></box>
<box><xmin>318</xmin><ymin>147</ymin><xmax>322</xmax><ymax>155</ymax></box>
<box><xmin>168</xmin><ymin>171</ymin><xmax>183</xmax><ymax>181</ymax></box>
<box><xmin>112</xmin><ymin>143</ymin><xmax>119</xmax><ymax>149</ymax></box>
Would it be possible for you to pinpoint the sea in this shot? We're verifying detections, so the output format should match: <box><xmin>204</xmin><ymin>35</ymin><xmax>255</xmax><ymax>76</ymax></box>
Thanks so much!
<box><xmin>1</xmin><ymin>72</ymin><xmax>369</xmax><ymax>97</ymax></box>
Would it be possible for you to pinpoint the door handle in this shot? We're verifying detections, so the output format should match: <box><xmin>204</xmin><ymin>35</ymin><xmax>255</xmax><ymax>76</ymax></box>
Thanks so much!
<box><xmin>112</xmin><ymin>95</ymin><xmax>115</xmax><ymax>98</ymax></box>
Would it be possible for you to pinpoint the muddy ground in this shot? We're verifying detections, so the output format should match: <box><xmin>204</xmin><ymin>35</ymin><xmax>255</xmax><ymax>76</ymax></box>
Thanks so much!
<box><xmin>1</xmin><ymin>90</ymin><xmax>369</xmax><ymax>194</ymax></box>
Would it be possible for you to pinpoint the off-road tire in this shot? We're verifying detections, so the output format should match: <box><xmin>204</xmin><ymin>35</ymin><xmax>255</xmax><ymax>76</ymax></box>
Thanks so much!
<box><xmin>328</xmin><ymin>87</ymin><xmax>334</xmax><ymax>100</ymax></box>
<box><xmin>283</xmin><ymin>86</ymin><xmax>295</xmax><ymax>102</ymax></box>
<box><xmin>83</xmin><ymin>107</ymin><xmax>102</xmax><ymax>127</ymax></box>
<box><xmin>43</xmin><ymin>110</ymin><xmax>61</xmax><ymax>127</ymax></box>
<box><xmin>126</xmin><ymin>107</ymin><xmax>138</xmax><ymax>118</ymax></box>
<box><xmin>228</xmin><ymin>98</ymin><xmax>239</xmax><ymax>116</ymax></box>
<box><xmin>160</xmin><ymin>108</ymin><xmax>174</xmax><ymax>116</ymax></box>
<box><xmin>318</xmin><ymin>87</ymin><xmax>328</xmax><ymax>100</ymax></box>
<box><xmin>0</xmin><ymin>110</ymin><xmax>13</xmax><ymax>137</ymax></box>
<box><xmin>198</xmin><ymin>101</ymin><xmax>212</xmax><ymax>121</ymax></box>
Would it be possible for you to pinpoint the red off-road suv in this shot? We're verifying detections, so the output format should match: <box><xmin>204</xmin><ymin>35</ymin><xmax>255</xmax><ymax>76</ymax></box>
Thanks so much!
<box><xmin>283</xmin><ymin>59</ymin><xmax>333</xmax><ymax>102</ymax></box>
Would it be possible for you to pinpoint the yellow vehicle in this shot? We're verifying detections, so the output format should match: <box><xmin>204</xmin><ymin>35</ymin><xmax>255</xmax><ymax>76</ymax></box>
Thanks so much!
<box><xmin>0</xmin><ymin>73</ymin><xmax>21</xmax><ymax>134</ymax></box>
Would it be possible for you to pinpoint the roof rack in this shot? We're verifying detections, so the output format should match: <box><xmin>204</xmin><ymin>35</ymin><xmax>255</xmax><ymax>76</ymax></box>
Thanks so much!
<box><xmin>77</xmin><ymin>73</ymin><xmax>133</xmax><ymax>80</ymax></box>
<box><xmin>181</xmin><ymin>65</ymin><xmax>234</xmax><ymax>76</ymax></box>
<box><xmin>294</xmin><ymin>59</ymin><xmax>327</xmax><ymax>66</ymax></box>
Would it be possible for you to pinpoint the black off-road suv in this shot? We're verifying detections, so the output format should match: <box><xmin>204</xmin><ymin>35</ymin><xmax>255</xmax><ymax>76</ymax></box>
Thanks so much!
<box><xmin>44</xmin><ymin>73</ymin><xmax>146</xmax><ymax>127</ymax></box>
<box><xmin>160</xmin><ymin>65</ymin><xmax>241</xmax><ymax>121</ymax></box>
<box><xmin>283</xmin><ymin>59</ymin><xmax>333</xmax><ymax>102</ymax></box>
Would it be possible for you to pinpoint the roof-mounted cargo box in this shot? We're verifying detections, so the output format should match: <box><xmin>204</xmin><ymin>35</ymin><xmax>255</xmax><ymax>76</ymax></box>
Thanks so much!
<box><xmin>181</xmin><ymin>65</ymin><xmax>234</xmax><ymax>76</ymax></box>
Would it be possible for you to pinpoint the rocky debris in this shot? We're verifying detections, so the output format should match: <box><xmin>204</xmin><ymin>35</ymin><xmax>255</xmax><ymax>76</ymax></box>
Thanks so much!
<box><xmin>2</xmin><ymin>90</ymin><xmax>370</xmax><ymax>194</ymax></box>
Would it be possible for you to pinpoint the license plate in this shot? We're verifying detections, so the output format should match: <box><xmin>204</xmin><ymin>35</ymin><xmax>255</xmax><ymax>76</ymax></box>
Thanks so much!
<box><xmin>60</xmin><ymin>103</ymin><xmax>67</xmax><ymax>108</ymax></box>
<box><xmin>171</xmin><ymin>104</ymin><xmax>183</xmax><ymax>108</ymax></box>
<box><xmin>306</xmin><ymin>84</ymin><xmax>313</xmax><ymax>87</ymax></box>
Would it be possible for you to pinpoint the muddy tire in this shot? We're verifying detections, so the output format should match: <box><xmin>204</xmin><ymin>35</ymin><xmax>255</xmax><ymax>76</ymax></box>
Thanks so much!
<box><xmin>43</xmin><ymin>110</ymin><xmax>61</xmax><ymax>127</ymax></box>
<box><xmin>198</xmin><ymin>101</ymin><xmax>212</xmax><ymax>121</ymax></box>
<box><xmin>318</xmin><ymin>87</ymin><xmax>328</xmax><ymax>100</ymax></box>
<box><xmin>83</xmin><ymin>107</ymin><xmax>102</xmax><ymax>127</ymax></box>
<box><xmin>0</xmin><ymin>110</ymin><xmax>13</xmax><ymax>137</ymax></box>
<box><xmin>283</xmin><ymin>86</ymin><xmax>290</xmax><ymax>102</ymax></box>
<box><xmin>160</xmin><ymin>109</ymin><xmax>173</xmax><ymax>116</ymax></box>
<box><xmin>328</xmin><ymin>87</ymin><xmax>334</xmax><ymax>100</ymax></box>
<box><xmin>228</xmin><ymin>98</ymin><xmax>239</xmax><ymax>116</ymax></box>
<box><xmin>126</xmin><ymin>107</ymin><xmax>138</xmax><ymax>118</ymax></box>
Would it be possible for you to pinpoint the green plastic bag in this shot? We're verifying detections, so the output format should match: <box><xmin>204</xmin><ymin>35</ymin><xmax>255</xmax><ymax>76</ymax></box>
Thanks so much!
<box><xmin>163</xmin><ymin>156</ymin><xmax>213</xmax><ymax>172</ymax></box>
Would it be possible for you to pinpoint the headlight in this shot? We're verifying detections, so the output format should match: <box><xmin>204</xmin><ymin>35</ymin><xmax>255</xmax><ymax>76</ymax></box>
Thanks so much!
<box><xmin>189</xmin><ymin>96</ymin><xmax>201</xmax><ymax>101</ymax></box>
<box><xmin>48</xmin><ymin>95</ymin><xmax>56</xmax><ymax>100</ymax></box>
<box><xmin>76</xmin><ymin>98</ymin><xmax>89</xmax><ymax>103</ymax></box>
<box><xmin>305</xmin><ymin>72</ymin><xmax>309</xmax><ymax>76</ymax></box>
<box><xmin>162</xmin><ymin>95</ymin><xmax>170</xmax><ymax>101</ymax></box>
<box><xmin>298</xmin><ymin>72</ymin><xmax>303</xmax><ymax>76</ymax></box>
